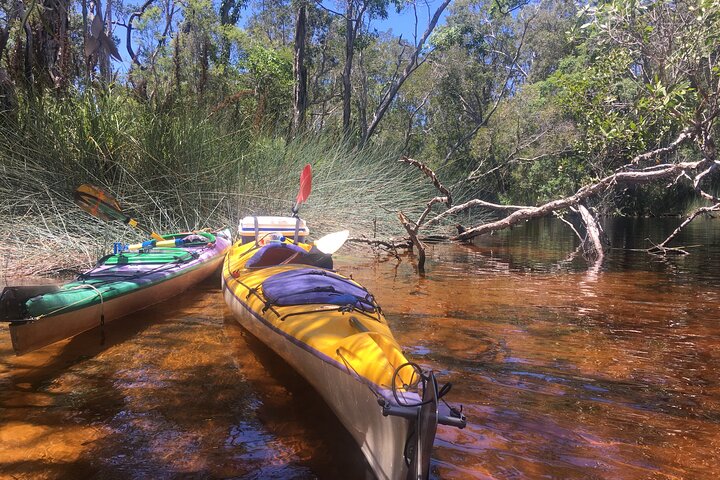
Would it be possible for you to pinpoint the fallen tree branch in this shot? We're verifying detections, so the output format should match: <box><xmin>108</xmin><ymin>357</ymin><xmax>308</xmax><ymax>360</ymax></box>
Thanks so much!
<box><xmin>398</xmin><ymin>210</ymin><xmax>426</xmax><ymax>273</ymax></box>
<box><xmin>347</xmin><ymin>237</ymin><xmax>411</xmax><ymax>250</ymax></box>
<box><xmin>454</xmin><ymin>159</ymin><xmax>708</xmax><ymax>241</ymax></box>
<box><xmin>648</xmin><ymin>202</ymin><xmax>720</xmax><ymax>254</ymax></box>
<box><xmin>631</xmin><ymin>128</ymin><xmax>694</xmax><ymax>164</ymax></box>
<box><xmin>576</xmin><ymin>204</ymin><xmax>605</xmax><ymax>260</ymax></box>
<box><xmin>554</xmin><ymin>212</ymin><xmax>584</xmax><ymax>244</ymax></box>
<box><xmin>414</xmin><ymin>196</ymin><xmax>448</xmax><ymax>233</ymax></box>
<box><xmin>426</xmin><ymin>198</ymin><xmax>530</xmax><ymax>228</ymax></box>
<box><xmin>399</xmin><ymin>157</ymin><xmax>452</xmax><ymax>207</ymax></box>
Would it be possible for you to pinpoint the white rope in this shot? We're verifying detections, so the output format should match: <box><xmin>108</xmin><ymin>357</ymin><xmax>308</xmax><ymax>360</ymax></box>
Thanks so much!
<box><xmin>35</xmin><ymin>283</ymin><xmax>105</xmax><ymax>325</ymax></box>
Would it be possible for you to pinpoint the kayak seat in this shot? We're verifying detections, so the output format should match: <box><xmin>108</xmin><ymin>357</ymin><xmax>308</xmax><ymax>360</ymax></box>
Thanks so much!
<box><xmin>262</xmin><ymin>268</ymin><xmax>377</xmax><ymax>312</ymax></box>
<box><xmin>246</xmin><ymin>243</ymin><xmax>332</xmax><ymax>269</ymax></box>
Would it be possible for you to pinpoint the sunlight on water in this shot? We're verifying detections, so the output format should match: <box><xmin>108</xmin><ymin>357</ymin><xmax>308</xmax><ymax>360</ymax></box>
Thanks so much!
<box><xmin>1</xmin><ymin>217</ymin><xmax>719</xmax><ymax>478</ymax></box>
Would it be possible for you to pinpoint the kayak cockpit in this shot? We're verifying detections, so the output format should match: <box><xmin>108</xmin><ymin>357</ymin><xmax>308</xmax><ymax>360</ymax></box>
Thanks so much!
<box><xmin>245</xmin><ymin>242</ymin><xmax>334</xmax><ymax>270</ymax></box>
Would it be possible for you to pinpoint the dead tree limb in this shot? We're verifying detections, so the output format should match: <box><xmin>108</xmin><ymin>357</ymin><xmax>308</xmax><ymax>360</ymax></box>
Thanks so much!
<box><xmin>426</xmin><ymin>198</ymin><xmax>530</xmax><ymax>228</ymax></box>
<box><xmin>400</xmin><ymin>157</ymin><xmax>452</xmax><ymax>207</ymax></box>
<box><xmin>631</xmin><ymin>128</ymin><xmax>694</xmax><ymax>165</ymax></box>
<box><xmin>415</xmin><ymin>196</ymin><xmax>449</xmax><ymax>233</ymax></box>
<box><xmin>576</xmin><ymin>204</ymin><xmax>605</xmax><ymax>260</ymax></box>
<box><xmin>347</xmin><ymin>237</ymin><xmax>411</xmax><ymax>250</ymax></box>
<box><xmin>398</xmin><ymin>211</ymin><xmax>426</xmax><ymax>273</ymax></box>
<box><xmin>649</xmin><ymin>202</ymin><xmax>720</xmax><ymax>254</ymax></box>
<box><xmin>454</xmin><ymin>158</ymin><xmax>709</xmax><ymax>242</ymax></box>
<box><xmin>554</xmin><ymin>212</ymin><xmax>584</xmax><ymax>243</ymax></box>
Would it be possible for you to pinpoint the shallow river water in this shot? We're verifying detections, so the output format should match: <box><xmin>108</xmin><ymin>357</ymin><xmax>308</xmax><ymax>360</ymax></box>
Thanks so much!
<box><xmin>1</xmin><ymin>217</ymin><xmax>719</xmax><ymax>479</ymax></box>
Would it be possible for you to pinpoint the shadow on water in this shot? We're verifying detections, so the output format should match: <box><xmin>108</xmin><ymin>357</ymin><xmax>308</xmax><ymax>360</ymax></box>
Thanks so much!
<box><xmin>222</xmin><ymin>316</ymin><xmax>374</xmax><ymax>480</ymax></box>
<box><xmin>0</xmin><ymin>273</ymin><xmax>374</xmax><ymax>479</ymax></box>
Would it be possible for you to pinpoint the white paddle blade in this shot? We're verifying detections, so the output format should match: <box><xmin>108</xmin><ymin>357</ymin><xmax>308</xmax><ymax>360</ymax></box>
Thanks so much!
<box><xmin>315</xmin><ymin>230</ymin><xmax>349</xmax><ymax>254</ymax></box>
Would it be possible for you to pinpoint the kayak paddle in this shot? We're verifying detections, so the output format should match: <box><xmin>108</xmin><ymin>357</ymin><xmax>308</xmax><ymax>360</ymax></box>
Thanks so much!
<box><xmin>74</xmin><ymin>184</ymin><xmax>164</xmax><ymax>241</ymax></box>
<box><xmin>292</xmin><ymin>164</ymin><xmax>312</xmax><ymax>216</ymax></box>
<box><xmin>314</xmin><ymin>230</ymin><xmax>349</xmax><ymax>254</ymax></box>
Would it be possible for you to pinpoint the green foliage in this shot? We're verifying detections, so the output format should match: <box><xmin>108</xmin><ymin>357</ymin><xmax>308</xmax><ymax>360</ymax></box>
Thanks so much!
<box><xmin>495</xmin><ymin>0</ymin><xmax>719</xmax><ymax>210</ymax></box>
<box><xmin>1</xmin><ymin>0</ymin><xmax>719</xmax><ymax>262</ymax></box>
<box><xmin>246</xmin><ymin>45</ymin><xmax>293</xmax><ymax>90</ymax></box>
<box><xmin>244</xmin><ymin>45</ymin><xmax>293</xmax><ymax>127</ymax></box>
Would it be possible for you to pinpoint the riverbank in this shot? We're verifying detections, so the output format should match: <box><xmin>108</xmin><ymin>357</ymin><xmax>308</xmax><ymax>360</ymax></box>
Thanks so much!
<box><xmin>0</xmin><ymin>111</ymin><xmax>441</xmax><ymax>277</ymax></box>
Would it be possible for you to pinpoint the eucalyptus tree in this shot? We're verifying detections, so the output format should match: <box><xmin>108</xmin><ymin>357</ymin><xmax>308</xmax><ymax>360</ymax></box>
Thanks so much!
<box><xmin>420</xmin><ymin>0</ymin><xmax>542</xmax><ymax>173</ymax></box>
<box><xmin>291</xmin><ymin>0</ymin><xmax>308</xmax><ymax>135</ymax></box>
<box><xmin>312</xmin><ymin>0</ymin><xmax>395</xmax><ymax>134</ymax></box>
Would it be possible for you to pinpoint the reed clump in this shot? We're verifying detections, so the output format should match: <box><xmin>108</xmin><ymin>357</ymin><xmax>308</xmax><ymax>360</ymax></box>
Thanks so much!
<box><xmin>0</xmin><ymin>90</ymin><xmax>435</xmax><ymax>276</ymax></box>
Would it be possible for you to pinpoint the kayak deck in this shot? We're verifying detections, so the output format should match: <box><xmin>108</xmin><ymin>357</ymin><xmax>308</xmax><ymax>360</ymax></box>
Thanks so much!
<box><xmin>5</xmin><ymin>229</ymin><xmax>231</xmax><ymax>355</ymax></box>
<box><xmin>223</xmin><ymin>241</ymin><xmax>414</xmax><ymax>392</ymax></box>
<box><xmin>222</xmin><ymin>236</ymin><xmax>466</xmax><ymax>480</ymax></box>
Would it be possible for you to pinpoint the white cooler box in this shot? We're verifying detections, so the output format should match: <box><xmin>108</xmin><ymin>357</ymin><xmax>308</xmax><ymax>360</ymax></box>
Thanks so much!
<box><xmin>239</xmin><ymin>216</ymin><xmax>309</xmax><ymax>244</ymax></box>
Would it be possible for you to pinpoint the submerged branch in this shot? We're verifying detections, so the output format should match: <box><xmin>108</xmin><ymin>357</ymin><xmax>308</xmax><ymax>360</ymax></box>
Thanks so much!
<box><xmin>347</xmin><ymin>237</ymin><xmax>411</xmax><ymax>250</ymax></box>
<box><xmin>398</xmin><ymin>211</ymin><xmax>426</xmax><ymax>273</ymax></box>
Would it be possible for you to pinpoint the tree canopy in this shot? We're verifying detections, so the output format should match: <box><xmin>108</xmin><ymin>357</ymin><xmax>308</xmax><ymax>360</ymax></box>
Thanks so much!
<box><xmin>1</xmin><ymin>0</ymin><xmax>718</xmax><ymax>234</ymax></box>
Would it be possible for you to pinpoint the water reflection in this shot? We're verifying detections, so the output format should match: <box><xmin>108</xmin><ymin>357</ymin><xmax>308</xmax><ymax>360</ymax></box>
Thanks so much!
<box><xmin>0</xmin><ymin>217</ymin><xmax>719</xmax><ymax>479</ymax></box>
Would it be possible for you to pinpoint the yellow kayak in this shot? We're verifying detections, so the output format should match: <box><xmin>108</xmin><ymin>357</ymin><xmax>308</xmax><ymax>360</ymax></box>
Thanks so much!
<box><xmin>222</xmin><ymin>234</ymin><xmax>465</xmax><ymax>479</ymax></box>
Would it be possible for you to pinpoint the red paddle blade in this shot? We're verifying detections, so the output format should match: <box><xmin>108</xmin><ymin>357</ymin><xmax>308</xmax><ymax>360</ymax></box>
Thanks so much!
<box><xmin>296</xmin><ymin>164</ymin><xmax>312</xmax><ymax>204</ymax></box>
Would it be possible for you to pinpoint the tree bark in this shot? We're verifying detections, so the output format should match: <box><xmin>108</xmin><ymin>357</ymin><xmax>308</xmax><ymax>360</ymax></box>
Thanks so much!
<box><xmin>291</xmin><ymin>1</ymin><xmax>308</xmax><ymax>136</ymax></box>
<box><xmin>342</xmin><ymin>0</ymin><xmax>354</xmax><ymax>135</ymax></box>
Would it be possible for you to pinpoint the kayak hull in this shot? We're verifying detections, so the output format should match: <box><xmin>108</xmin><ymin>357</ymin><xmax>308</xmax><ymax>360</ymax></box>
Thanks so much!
<box><xmin>11</xmin><ymin>254</ymin><xmax>224</xmax><ymax>355</ymax></box>
<box><xmin>221</xmin><ymin>239</ymin><xmax>416</xmax><ymax>479</ymax></box>
<box><xmin>223</xmin><ymin>281</ymin><xmax>410</xmax><ymax>480</ymax></box>
<box><xmin>8</xmin><ymin>230</ymin><xmax>231</xmax><ymax>355</ymax></box>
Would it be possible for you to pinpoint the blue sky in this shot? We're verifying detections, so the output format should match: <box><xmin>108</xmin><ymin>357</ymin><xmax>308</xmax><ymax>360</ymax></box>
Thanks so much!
<box><xmin>371</xmin><ymin>0</ymin><xmax>450</xmax><ymax>40</ymax></box>
<box><xmin>115</xmin><ymin>0</ymin><xmax>449</xmax><ymax>74</ymax></box>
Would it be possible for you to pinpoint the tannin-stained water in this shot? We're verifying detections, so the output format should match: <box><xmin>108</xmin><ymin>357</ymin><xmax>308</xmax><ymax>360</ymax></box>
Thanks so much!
<box><xmin>1</xmin><ymin>217</ymin><xmax>719</xmax><ymax>479</ymax></box>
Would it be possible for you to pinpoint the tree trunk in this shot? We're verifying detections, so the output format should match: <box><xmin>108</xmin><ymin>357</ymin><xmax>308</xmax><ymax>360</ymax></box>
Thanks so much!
<box><xmin>0</xmin><ymin>2</ymin><xmax>18</xmax><ymax>112</ymax></box>
<box><xmin>361</xmin><ymin>0</ymin><xmax>451</xmax><ymax>144</ymax></box>
<box><xmin>81</xmin><ymin>0</ymin><xmax>90</xmax><ymax>82</ymax></box>
<box><xmin>173</xmin><ymin>31</ymin><xmax>182</xmax><ymax>97</ymax></box>
<box><xmin>356</xmin><ymin>49</ymin><xmax>368</xmax><ymax>138</ymax></box>
<box><xmin>53</xmin><ymin>0</ymin><xmax>71</xmax><ymax>91</ymax></box>
<box><xmin>199</xmin><ymin>36</ymin><xmax>209</xmax><ymax>95</ymax></box>
<box><xmin>342</xmin><ymin>0</ymin><xmax>354</xmax><ymax>135</ymax></box>
<box><xmin>96</xmin><ymin>0</ymin><xmax>111</xmax><ymax>82</ymax></box>
<box><xmin>291</xmin><ymin>1</ymin><xmax>307</xmax><ymax>137</ymax></box>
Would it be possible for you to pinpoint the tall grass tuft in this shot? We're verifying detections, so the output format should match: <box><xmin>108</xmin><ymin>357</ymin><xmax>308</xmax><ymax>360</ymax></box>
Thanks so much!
<box><xmin>0</xmin><ymin>89</ymin><xmax>441</xmax><ymax>277</ymax></box>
